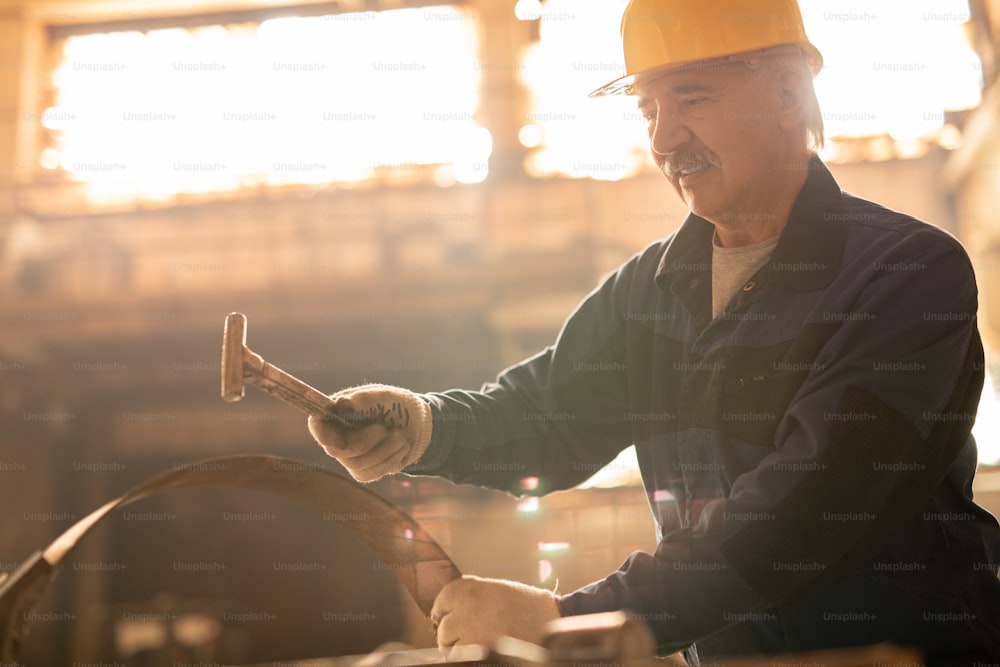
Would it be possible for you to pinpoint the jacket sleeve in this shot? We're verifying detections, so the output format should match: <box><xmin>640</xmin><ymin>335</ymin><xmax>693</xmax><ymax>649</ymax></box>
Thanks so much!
<box><xmin>559</xmin><ymin>229</ymin><xmax>984</xmax><ymax>651</ymax></box>
<box><xmin>406</xmin><ymin>252</ymin><xmax>647</xmax><ymax>496</ymax></box>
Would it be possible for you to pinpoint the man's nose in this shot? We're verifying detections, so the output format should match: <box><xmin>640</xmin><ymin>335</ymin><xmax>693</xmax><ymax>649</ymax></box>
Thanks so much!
<box><xmin>650</xmin><ymin>108</ymin><xmax>689</xmax><ymax>157</ymax></box>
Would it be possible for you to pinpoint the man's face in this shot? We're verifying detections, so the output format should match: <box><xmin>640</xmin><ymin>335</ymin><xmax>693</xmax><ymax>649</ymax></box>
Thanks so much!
<box><xmin>636</xmin><ymin>62</ymin><xmax>789</xmax><ymax>226</ymax></box>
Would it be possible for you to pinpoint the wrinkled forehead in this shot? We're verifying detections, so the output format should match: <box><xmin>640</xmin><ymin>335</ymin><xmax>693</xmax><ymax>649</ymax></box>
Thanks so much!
<box><xmin>634</xmin><ymin>60</ymin><xmax>749</xmax><ymax>106</ymax></box>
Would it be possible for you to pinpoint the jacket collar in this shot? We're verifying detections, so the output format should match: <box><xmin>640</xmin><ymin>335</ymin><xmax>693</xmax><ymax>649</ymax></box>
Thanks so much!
<box><xmin>655</xmin><ymin>155</ymin><xmax>847</xmax><ymax>292</ymax></box>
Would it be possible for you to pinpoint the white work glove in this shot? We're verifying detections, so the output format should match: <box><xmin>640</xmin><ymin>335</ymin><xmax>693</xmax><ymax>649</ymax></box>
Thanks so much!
<box><xmin>307</xmin><ymin>383</ymin><xmax>433</xmax><ymax>483</ymax></box>
<box><xmin>431</xmin><ymin>575</ymin><xmax>561</xmax><ymax>656</ymax></box>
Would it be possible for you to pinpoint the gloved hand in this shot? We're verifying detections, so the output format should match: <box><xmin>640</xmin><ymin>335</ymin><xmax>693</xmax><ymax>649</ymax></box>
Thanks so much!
<box><xmin>307</xmin><ymin>383</ymin><xmax>433</xmax><ymax>482</ymax></box>
<box><xmin>430</xmin><ymin>575</ymin><xmax>561</xmax><ymax>656</ymax></box>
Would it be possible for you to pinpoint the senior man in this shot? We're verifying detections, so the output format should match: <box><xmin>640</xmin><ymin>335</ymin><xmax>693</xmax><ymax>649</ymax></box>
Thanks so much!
<box><xmin>309</xmin><ymin>0</ymin><xmax>1000</xmax><ymax>662</ymax></box>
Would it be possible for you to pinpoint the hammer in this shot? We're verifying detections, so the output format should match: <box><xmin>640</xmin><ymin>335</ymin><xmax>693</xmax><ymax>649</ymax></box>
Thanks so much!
<box><xmin>221</xmin><ymin>312</ymin><xmax>359</xmax><ymax>429</ymax></box>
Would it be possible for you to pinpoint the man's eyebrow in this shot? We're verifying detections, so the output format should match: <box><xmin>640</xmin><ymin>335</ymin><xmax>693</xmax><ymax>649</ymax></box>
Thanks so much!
<box><xmin>671</xmin><ymin>83</ymin><xmax>717</xmax><ymax>94</ymax></box>
<box><xmin>637</xmin><ymin>82</ymin><xmax>720</xmax><ymax>107</ymax></box>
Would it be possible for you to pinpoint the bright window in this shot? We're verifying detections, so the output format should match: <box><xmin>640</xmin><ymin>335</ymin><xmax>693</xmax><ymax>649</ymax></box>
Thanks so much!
<box><xmin>800</xmin><ymin>0</ymin><xmax>982</xmax><ymax>147</ymax></box>
<box><xmin>43</xmin><ymin>6</ymin><xmax>488</xmax><ymax>203</ymax></box>
<box><xmin>519</xmin><ymin>0</ymin><xmax>647</xmax><ymax>181</ymax></box>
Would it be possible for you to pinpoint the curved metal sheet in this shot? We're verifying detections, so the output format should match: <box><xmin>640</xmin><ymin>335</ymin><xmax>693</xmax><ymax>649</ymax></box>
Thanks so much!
<box><xmin>3</xmin><ymin>455</ymin><xmax>460</xmax><ymax>661</ymax></box>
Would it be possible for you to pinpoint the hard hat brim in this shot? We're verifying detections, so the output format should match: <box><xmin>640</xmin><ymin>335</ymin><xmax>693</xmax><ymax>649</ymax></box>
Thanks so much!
<box><xmin>588</xmin><ymin>43</ymin><xmax>823</xmax><ymax>98</ymax></box>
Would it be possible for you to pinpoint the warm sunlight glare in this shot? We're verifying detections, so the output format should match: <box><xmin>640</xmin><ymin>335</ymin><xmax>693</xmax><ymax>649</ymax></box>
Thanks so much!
<box><xmin>974</xmin><ymin>354</ymin><xmax>1000</xmax><ymax>465</ymax></box>
<box><xmin>523</xmin><ymin>0</ymin><xmax>983</xmax><ymax>177</ymax></box>
<box><xmin>799</xmin><ymin>0</ymin><xmax>982</xmax><ymax>141</ymax></box>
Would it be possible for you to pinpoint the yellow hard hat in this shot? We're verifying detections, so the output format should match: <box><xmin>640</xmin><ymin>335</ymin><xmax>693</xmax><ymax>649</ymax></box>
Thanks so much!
<box><xmin>589</xmin><ymin>0</ymin><xmax>823</xmax><ymax>97</ymax></box>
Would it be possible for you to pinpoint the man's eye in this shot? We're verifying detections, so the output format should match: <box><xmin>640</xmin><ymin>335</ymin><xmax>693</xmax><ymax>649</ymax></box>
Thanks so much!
<box><xmin>682</xmin><ymin>97</ymin><xmax>708</xmax><ymax>107</ymax></box>
<box><xmin>641</xmin><ymin>110</ymin><xmax>656</xmax><ymax>124</ymax></box>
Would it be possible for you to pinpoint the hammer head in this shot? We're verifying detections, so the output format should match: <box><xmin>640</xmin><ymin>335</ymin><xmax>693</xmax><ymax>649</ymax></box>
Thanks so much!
<box><xmin>221</xmin><ymin>312</ymin><xmax>247</xmax><ymax>403</ymax></box>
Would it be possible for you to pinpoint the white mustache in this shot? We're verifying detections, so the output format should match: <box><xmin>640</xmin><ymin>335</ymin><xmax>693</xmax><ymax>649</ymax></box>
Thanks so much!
<box><xmin>662</xmin><ymin>148</ymin><xmax>721</xmax><ymax>179</ymax></box>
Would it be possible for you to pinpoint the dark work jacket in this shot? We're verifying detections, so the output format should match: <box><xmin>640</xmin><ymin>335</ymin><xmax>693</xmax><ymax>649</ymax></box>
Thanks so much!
<box><xmin>412</xmin><ymin>158</ymin><xmax>1000</xmax><ymax>663</ymax></box>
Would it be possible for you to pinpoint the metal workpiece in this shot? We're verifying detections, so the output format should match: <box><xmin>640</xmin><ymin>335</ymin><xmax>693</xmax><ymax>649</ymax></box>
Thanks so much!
<box><xmin>0</xmin><ymin>454</ymin><xmax>462</xmax><ymax>663</ymax></box>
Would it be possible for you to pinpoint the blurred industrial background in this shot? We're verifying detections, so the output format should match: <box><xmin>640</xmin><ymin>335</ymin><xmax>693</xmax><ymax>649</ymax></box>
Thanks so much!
<box><xmin>3</xmin><ymin>0</ymin><xmax>1000</xmax><ymax>663</ymax></box>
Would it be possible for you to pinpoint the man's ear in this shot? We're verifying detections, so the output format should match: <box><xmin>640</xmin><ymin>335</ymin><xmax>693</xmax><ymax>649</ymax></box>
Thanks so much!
<box><xmin>775</xmin><ymin>66</ymin><xmax>808</xmax><ymax>132</ymax></box>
